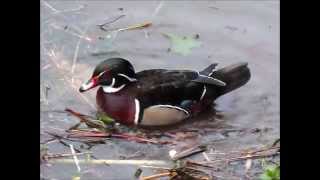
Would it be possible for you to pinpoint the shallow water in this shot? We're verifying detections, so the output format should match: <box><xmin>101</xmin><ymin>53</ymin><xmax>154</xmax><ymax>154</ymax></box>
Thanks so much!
<box><xmin>41</xmin><ymin>1</ymin><xmax>279</xmax><ymax>179</ymax></box>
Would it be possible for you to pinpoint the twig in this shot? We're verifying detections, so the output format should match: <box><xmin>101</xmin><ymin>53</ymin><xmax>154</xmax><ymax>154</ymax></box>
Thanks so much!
<box><xmin>49</xmin><ymin>159</ymin><xmax>170</xmax><ymax>166</ymax></box>
<box><xmin>65</xmin><ymin>108</ymin><xmax>92</xmax><ymax>123</ymax></box>
<box><xmin>185</xmin><ymin>160</ymin><xmax>216</xmax><ymax>169</ymax></box>
<box><xmin>201</xmin><ymin>150</ymin><xmax>280</xmax><ymax>164</ymax></box>
<box><xmin>140</xmin><ymin>165</ymin><xmax>171</xmax><ymax>170</ymax></box>
<box><xmin>226</xmin><ymin>152</ymin><xmax>280</xmax><ymax>163</ymax></box>
<box><xmin>111</xmin><ymin>133</ymin><xmax>167</xmax><ymax>144</ymax></box>
<box><xmin>70</xmin><ymin>144</ymin><xmax>81</xmax><ymax>172</ymax></box>
<box><xmin>97</xmin><ymin>15</ymin><xmax>126</xmax><ymax>31</ymax></box>
<box><xmin>117</xmin><ymin>21</ymin><xmax>152</xmax><ymax>32</ymax></box>
<box><xmin>43</xmin><ymin>152</ymin><xmax>92</xmax><ymax>160</ymax></box>
<box><xmin>65</xmin><ymin>108</ymin><xmax>106</xmax><ymax>129</ymax></box>
<box><xmin>53</xmin><ymin>5</ymin><xmax>86</xmax><ymax>14</ymax></box>
<box><xmin>171</xmin><ymin>145</ymin><xmax>207</xmax><ymax>161</ymax></box>
<box><xmin>41</xmin><ymin>0</ymin><xmax>59</xmax><ymax>13</ymax></box>
<box><xmin>246</xmin><ymin>146</ymin><xmax>280</xmax><ymax>155</ymax></box>
<box><xmin>140</xmin><ymin>172</ymin><xmax>171</xmax><ymax>180</ymax></box>
<box><xmin>41</xmin><ymin>46</ymin><xmax>96</xmax><ymax>109</ymax></box>
<box><xmin>71</xmin><ymin>30</ymin><xmax>83</xmax><ymax>75</ymax></box>
<box><xmin>272</xmin><ymin>138</ymin><xmax>280</xmax><ymax>147</ymax></box>
<box><xmin>202</xmin><ymin>152</ymin><xmax>211</xmax><ymax>161</ymax></box>
<box><xmin>151</xmin><ymin>1</ymin><xmax>164</xmax><ymax>18</ymax></box>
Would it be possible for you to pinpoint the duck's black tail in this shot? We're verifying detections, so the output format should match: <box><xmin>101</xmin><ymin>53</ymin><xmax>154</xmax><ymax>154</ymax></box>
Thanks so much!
<box><xmin>201</xmin><ymin>62</ymin><xmax>251</xmax><ymax>99</ymax></box>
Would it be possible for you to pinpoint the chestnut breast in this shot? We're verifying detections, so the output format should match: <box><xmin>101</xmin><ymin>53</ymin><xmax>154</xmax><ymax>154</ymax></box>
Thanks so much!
<box><xmin>96</xmin><ymin>87</ymin><xmax>138</xmax><ymax>125</ymax></box>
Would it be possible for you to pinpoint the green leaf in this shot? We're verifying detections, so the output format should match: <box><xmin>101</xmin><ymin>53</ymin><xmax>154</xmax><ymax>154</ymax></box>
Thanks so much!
<box><xmin>260</xmin><ymin>173</ymin><xmax>273</xmax><ymax>180</ymax></box>
<box><xmin>163</xmin><ymin>33</ymin><xmax>202</xmax><ymax>56</ymax></box>
<box><xmin>259</xmin><ymin>165</ymin><xmax>280</xmax><ymax>180</ymax></box>
<box><xmin>72</xmin><ymin>176</ymin><xmax>81</xmax><ymax>180</ymax></box>
<box><xmin>96</xmin><ymin>112</ymin><xmax>114</xmax><ymax>125</ymax></box>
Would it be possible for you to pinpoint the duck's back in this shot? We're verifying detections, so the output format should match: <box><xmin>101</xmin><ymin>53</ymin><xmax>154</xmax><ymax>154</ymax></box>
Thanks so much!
<box><xmin>135</xmin><ymin>69</ymin><xmax>203</xmax><ymax>107</ymax></box>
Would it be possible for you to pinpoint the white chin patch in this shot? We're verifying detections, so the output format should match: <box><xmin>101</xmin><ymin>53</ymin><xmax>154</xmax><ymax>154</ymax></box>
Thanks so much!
<box><xmin>102</xmin><ymin>78</ymin><xmax>126</xmax><ymax>93</ymax></box>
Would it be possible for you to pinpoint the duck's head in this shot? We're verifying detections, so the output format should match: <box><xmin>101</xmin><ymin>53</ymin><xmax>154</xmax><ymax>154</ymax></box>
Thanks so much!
<box><xmin>79</xmin><ymin>58</ymin><xmax>137</xmax><ymax>93</ymax></box>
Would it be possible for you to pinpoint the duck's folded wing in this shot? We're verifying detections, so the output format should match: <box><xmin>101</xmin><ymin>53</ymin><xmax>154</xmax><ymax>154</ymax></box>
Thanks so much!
<box><xmin>135</xmin><ymin>69</ymin><xmax>200</xmax><ymax>106</ymax></box>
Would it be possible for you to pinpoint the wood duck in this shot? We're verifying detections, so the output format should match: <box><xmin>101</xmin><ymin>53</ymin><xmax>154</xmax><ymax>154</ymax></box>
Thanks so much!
<box><xmin>79</xmin><ymin>58</ymin><xmax>250</xmax><ymax>127</ymax></box>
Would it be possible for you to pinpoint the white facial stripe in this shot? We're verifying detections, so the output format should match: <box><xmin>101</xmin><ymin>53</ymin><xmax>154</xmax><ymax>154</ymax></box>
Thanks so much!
<box><xmin>118</xmin><ymin>73</ymin><xmax>137</xmax><ymax>82</ymax></box>
<box><xmin>200</xmin><ymin>85</ymin><xmax>207</xmax><ymax>101</ymax></box>
<box><xmin>102</xmin><ymin>78</ymin><xmax>126</xmax><ymax>93</ymax></box>
<box><xmin>98</xmin><ymin>71</ymin><xmax>106</xmax><ymax>77</ymax></box>
<box><xmin>81</xmin><ymin>81</ymin><xmax>94</xmax><ymax>90</ymax></box>
<box><xmin>152</xmin><ymin>105</ymin><xmax>190</xmax><ymax>116</ymax></box>
<box><xmin>134</xmin><ymin>99</ymin><xmax>140</xmax><ymax>125</ymax></box>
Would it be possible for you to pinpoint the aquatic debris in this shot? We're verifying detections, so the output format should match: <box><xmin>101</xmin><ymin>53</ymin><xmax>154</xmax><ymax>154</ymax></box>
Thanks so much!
<box><xmin>48</xmin><ymin>159</ymin><xmax>170</xmax><ymax>166</ymax></box>
<box><xmin>70</xmin><ymin>144</ymin><xmax>81</xmax><ymax>172</ymax></box>
<box><xmin>134</xmin><ymin>168</ymin><xmax>143</xmax><ymax>178</ymax></box>
<box><xmin>225</xmin><ymin>25</ymin><xmax>238</xmax><ymax>32</ymax></box>
<box><xmin>46</xmin><ymin>128</ymin><xmax>170</xmax><ymax>145</ymax></box>
<box><xmin>163</xmin><ymin>33</ymin><xmax>202</xmax><ymax>56</ymax></box>
<box><xmin>117</xmin><ymin>21</ymin><xmax>152</xmax><ymax>32</ymax></box>
<box><xmin>72</xmin><ymin>176</ymin><xmax>81</xmax><ymax>180</ymax></box>
<box><xmin>170</xmin><ymin>145</ymin><xmax>207</xmax><ymax>161</ymax></box>
<box><xmin>64</xmin><ymin>108</ymin><xmax>172</xmax><ymax>144</ymax></box>
<box><xmin>140</xmin><ymin>172</ymin><xmax>171</xmax><ymax>180</ymax></box>
<box><xmin>208</xmin><ymin>6</ymin><xmax>219</xmax><ymax>10</ymax></box>
<box><xmin>259</xmin><ymin>164</ymin><xmax>280</xmax><ymax>180</ymax></box>
<box><xmin>197</xmin><ymin>145</ymin><xmax>280</xmax><ymax>165</ymax></box>
<box><xmin>140</xmin><ymin>167</ymin><xmax>211</xmax><ymax>180</ymax></box>
<box><xmin>65</xmin><ymin>108</ymin><xmax>109</xmax><ymax>130</ymax></box>
<box><xmin>42</xmin><ymin>151</ymin><xmax>92</xmax><ymax>161</ymax></box>
<box><xmin>99</xmin><ymin>19</ymin><xmax>152</xmax><ymax>32</ymax></box>
<box><xmin>96</xmin><ymin>112</ymin><xmax>115</xmax><ymax>125</ymax></box>
<box><xmin>97</xmin><ymin>14</ymin><xmax>126</xmax><ymax>31</ymax></box>
<box><xmin>111</xmin><ymin>132</ymin><xmax>171</xmax><ymax>144</ymax></box>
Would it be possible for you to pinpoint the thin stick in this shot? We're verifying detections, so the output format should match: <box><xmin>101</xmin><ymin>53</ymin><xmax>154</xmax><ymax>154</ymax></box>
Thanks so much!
<box><xmin>71</xmin><ymin>24</ymin><xmax>90</xmax><ymax>77</ymax></box>
<box><xmin>41</xmin><ymin>0</ymin><xmax>59</xmax><ymax>13</ymax></box>
<box><xmin>44</xmin><ymin>152</ymin><xmax>92</xmax><ymax>159</ymax></box>
<box><xmin>151</xmin><ymin>1</ymin><xmax>164</xmax><ymax>18</ymax></box>
<box><xmin>70</xmin><ymin>144</ymin><xmax>81</xmax><ymax>172</ymax></box>
<box><xmin>200</xmin><ymin>151</ymin><xmax>280</xmax><ymax>164</ymax></box>
<box><xmin>202</xmin><ymin>152</ymin><xmax>211</xmax><ymax>161</ymax></box>
<box><xmin>49</xmin><ymin>159</ymin><xmax>170</xmax><ymax>166</ymax></box>
<box><xmin>140</xmin><ymin>165</ymin><xmax>171</xmax><ymax>170</ymax></box>
<box><xmin>186</xmin><ymin>160</ymin><xmax>216</xmax><ymax>169</ymax></box>
<box><xmin>97</xmin><ymin>15</ymin><xmax>126</xmax><ymax>31</ymax></box>
<box><xmin>41</xmin><ymin>46</ymin><xmax>96</xmax><ymax>109</ymax></box>
<box><xmin>140</xmin><ymin>172</ymin><xmax>171</xmax><ymax>180</ymax></box>
<box><xmin>117</xmin><ymin>21</ymin><xmax>152</xmax><ymax>32</ymax></box>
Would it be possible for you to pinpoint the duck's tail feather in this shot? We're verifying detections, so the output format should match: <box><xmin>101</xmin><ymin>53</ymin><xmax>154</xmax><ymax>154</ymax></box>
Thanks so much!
<box><xmin>200</xmin><ymin>63</ymin><xmax>218</xmax><ymax>75</ymax></box>
<box><xmin>211</xmin><ymin>62</ymin><xmax>251</xmax><ymax>98</ymax></box>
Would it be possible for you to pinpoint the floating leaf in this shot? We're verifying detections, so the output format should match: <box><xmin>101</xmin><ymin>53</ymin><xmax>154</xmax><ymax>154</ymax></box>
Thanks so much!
<box><xmin>72</xmin><ymin>176</ymin><xmax>81</xmax><ymax>180</ymax></box>
<box><xmin>163</xmin><ymin>33</ymin><xmax>202</xmax><ymax>56</ymax></box>
<box><xmin>259</xmin><ymin>165</ymin><xmax>280</xmax><ymax>180</ymax></box>
<box><xmin>97</xmin><ymin>112</ymin><xmax>115</xmax><ymax>125</ymax></box>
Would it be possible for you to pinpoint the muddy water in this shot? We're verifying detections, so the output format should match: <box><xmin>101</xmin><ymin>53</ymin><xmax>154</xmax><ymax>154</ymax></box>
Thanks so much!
<box><xmin>41</xmin><ymin>1</ymin><xmax>279</xmax><ymax>179</ymax></box>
